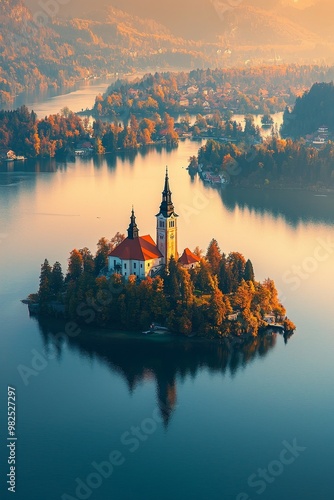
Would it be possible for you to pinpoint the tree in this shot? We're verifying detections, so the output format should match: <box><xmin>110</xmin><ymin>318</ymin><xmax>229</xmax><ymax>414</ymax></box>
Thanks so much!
<box><xmin>51</xmin><ymin>261</ymin><xmax>64</xmax><ymax>295</ymax></box>
<box><xmin>79</xmin><ymin>247</ymin><xmax>95</xmax><ymax>274</ymax></box>
<box><xmin>207</xmin><ymin>287</ymin><xmax>226</xmax><ymax>328</ymax></box>
<box><xmin>67</xmin><ymin>249</ymin><xmax>83</xmax><ymax>280</ymax></box>
<box><xmin>195</xmin><ymin>259</ymin><xmax>215</xmax><ymax>293</ymax></box>
<box><xmin>206</xmin><ymin>238</ymin><xmax>222</xmax><ymax>275</ymax></box>
<box><xmin>244</xmin><ymin>259</ymin><xmax>255</xmax><ymax>282</ymax></box>
<box><xmin>110</xmin><ymin>232</ymin><xmax>125</xmax><ymax>251</ymax></box>
<box><xmin>193</xmin><ymin>246</ymin><xmax>204</xmax><ymax>258</ymax></box>
<box><xmin>38</xmin><ymin>259</ymin><xmax>52</xmax><ymax>310</ymax></box>
<box><xmin>218</xmin><ymin>254</ymin><xmax>232</xmax><ymax>294</ymax></box>
<box><xmin>227</xmin><ymin>252</ymin><xmax>246</xmax><ymax>291</ymax></box>
<box><xmin>94</xmin><ymin>137</ymin><xmax>105</xmax><ymax>155</ymax></box>
<box><xmin>94</xmin><ymin>237</ymin><xmax>110</xmax><ymax>275</ymax></box>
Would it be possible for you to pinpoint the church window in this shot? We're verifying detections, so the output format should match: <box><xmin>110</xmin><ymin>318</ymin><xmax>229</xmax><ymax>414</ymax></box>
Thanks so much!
<box><xmin>169</xmin><ymin>220</ymin><xmax>175</xmax><ymax>228</ymax></box>
<box><xmin>159</xmin><ymin>221</ymin><xmax>165</xmax><ymax>228</ymax></box>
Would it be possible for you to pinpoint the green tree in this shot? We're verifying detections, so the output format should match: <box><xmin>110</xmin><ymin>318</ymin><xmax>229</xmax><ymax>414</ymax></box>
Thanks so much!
<box><xmin>244</xmin><ymin>259</ymin><xmax>255</xmax><ymax>282</ymax></box>
<box><xmin>38</xmin><ymin>259</ymin><xmax>52</xmax><ymax>311</ymax></box>
<box><xmin>51</xmin><ymin>261</ymin><xmax>64</xmax><ymax>295</ymax></box>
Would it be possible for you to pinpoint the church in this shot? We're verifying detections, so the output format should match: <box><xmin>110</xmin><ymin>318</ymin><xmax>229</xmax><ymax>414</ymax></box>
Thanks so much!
<box><xmin>108</xmin><ymin>168</ymin><xmax>200</xmax><ymax>279</ymax></box>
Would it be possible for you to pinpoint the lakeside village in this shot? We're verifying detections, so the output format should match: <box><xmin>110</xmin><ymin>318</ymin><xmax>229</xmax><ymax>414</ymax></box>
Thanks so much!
<box><xmin>26</xmin><ymin>168</ymin><xmax>295</xmax><ymax>339</ymax></box>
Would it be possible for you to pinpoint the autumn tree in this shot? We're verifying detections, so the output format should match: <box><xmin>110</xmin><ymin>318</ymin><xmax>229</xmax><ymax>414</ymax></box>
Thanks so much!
<box><xmin>206</xmin><ymin>238</ymin><xmax>222</xmax><ymax>275</ymax></box>
<box><xmin>67</xmin><ymin>249</ymin><xmax>83</xmax><ymax>280</ymax></box>
<box><xmin>94</xmin><ymin>237</ymin><xmax>110</xmax><ymax>275</ymax></box>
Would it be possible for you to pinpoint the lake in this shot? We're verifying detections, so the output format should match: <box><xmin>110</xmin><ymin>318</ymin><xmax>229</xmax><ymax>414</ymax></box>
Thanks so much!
<box><xmin>0</xmin><ymin>87</ymin><xmax>334</xmax><ymax>500</ymax></box>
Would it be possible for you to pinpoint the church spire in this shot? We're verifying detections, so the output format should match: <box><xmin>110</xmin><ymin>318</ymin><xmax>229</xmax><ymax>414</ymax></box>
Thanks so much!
<box><xmin>157</xmin><ymin>166</ymin><xmax>175</xmax><ymax>217</ymax></box>
<box><xmin>127</xmin><ymin>207</ymin><xmax>139</xmax><ymax>239</ymax></box>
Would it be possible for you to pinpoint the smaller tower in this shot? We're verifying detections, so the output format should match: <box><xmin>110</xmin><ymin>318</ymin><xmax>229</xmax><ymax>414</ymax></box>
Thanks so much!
<box><xmin>156</xmin><ymin>167</ymin><xmax>178</xmax><ymax>265</ymax></box>
<box><xmin>127</xmin><ymin>207</ymin><xmax>139</xmax><ymax>239</ymax></box>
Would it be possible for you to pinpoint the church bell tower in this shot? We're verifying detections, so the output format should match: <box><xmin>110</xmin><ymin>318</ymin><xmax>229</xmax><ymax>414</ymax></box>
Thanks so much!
<box><xmin>156</xmin><ymin>168</ymin><xmax>178</xmax><ymax>265</ymax></box>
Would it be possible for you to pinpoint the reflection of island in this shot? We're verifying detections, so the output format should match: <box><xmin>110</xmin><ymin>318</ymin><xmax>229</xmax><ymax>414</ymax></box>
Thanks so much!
<box><xmin>35</xmin><ymin>317</ymin><xmax>284</xmax><ymax>427</ymax></box>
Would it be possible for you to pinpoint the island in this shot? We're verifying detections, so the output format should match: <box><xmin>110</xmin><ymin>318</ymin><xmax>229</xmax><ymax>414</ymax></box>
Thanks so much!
<box><xmin>26</xmin><ymin>169</ymin><xmax>295</xmax><ymax>339</ymax></box>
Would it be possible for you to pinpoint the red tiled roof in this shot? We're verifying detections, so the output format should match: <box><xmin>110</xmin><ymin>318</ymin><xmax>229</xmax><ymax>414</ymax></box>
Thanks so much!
<box><xmin>109</xmin><ymin>235</ymin><xmax>162</xmax><ymax>261</ymax></box>
<box><xmin>178</xmin><ymin>248</ymin><xmax>201</xmax><ymax>265</ymax></box>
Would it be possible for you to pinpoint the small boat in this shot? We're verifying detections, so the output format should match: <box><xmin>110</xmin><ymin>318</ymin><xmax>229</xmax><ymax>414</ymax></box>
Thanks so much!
<box><xmin>150</xmin><ymin>323</ymin><xmax>169</xmax><ymax>333</ymax></box>
<box><xmin>15</xmin><ymin>156</ymin><xmax>26</xmax><ymax>161</ymax></box>
<box><xmin>142</xmin><ymin>323</ymin><xmax>169</xmax><ymax>335</ymax></box>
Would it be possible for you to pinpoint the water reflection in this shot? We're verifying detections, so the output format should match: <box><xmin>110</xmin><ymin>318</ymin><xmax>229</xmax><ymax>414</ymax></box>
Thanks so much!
<box><xmin>219</xmin><ymin>186</ymin><xmax>334</xmax><ymax>226</ymax></box>
<box><xmin>34</xmin><ymin>317</ymin><xmax>283</xmax><ymax>427</ymax></box>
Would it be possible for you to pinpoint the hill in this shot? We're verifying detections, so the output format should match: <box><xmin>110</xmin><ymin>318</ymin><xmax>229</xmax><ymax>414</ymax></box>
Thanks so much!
<box><xmin>2</xmin><ymin>0</ymin><xmax>334</xmax><ymax>107</ymax></box>
<box><xmin>0</xmin><ymin>1</ymin><xmax>207</xmax><ymax>107</ymax></box>
<box><xmin>281</xmin><ymin>82</ymin><xmax>334</xmax><ymax>138</ymax></box>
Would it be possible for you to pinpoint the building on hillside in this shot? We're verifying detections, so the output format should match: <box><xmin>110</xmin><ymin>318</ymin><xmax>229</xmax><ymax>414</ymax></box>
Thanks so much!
<box><xmin>108</xmin><ymin>209</ymin><xmax>163</xmax><ymax>279</ymax></box>
<box><xmin>108</xmin><ymin>168</ymin><xmax>197</xmax><ymax>279</ymax></box>
<box><xmin>178</xmin><ymin>248</ymin><xmax>201</xmax><ymax>269</ymax></box>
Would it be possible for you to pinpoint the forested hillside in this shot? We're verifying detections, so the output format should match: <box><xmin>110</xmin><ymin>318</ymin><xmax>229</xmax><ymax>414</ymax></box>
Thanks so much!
<box><xmin>2</xmin><ymin>0</ymin><xmax>334</xmax><ymax>108</ymax></box>
<box><xmin>282</xmin><ymin>82</ymin><xmax>334</xmax><ymax>138</ymax></box>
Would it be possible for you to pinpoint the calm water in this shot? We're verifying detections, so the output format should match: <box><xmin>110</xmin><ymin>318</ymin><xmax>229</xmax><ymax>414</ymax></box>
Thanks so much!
<box><xmin>1</xmin><ymin>90</ymin><xmax>334</xmax><ymax>500</ymax></box>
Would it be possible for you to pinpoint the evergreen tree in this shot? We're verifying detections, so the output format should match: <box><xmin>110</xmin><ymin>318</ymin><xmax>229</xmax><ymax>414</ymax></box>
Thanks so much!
<box><xmin>227</xmin><ymin>252</ymin><xmax>246</xmax><ymax>292</ymax></box>
<box><xmin>218</xmin><ymin>254</ymin><xmax>233</xmax><ymax>294</ymax></box>
<box><xmin>244</xmin><ymin>259</ymin><xmax>255</xmax><ymax>282</ymax></box>
<box><xmin>51</xmin><ymin>261</ymin><xmax>64</xmax><ymax>295</ymax></box>
<box><xmin>38</xmin><ymin>259</ymin><xmax>52</xmax><ymax>311</ymax></box>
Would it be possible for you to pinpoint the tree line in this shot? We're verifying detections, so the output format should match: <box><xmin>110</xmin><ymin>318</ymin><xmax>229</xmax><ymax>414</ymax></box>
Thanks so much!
<box><xmin>93</xmin><ymin>66</ymin><xmax>334</xmax><ymax>120</ymax></box>
<box><xmin>192</xmin><ymin>135</ymin><xmax>334</xmax><ymax>189</ymax></box>
<box><xmin>0</xmin><ymin>106</ymin><xmax>178</xmax><ymax>158</ymax></box>
<box><xmin>281</xmin><ymin>82</ymin><xmax>334</xmax><ymax>138</ymax></box>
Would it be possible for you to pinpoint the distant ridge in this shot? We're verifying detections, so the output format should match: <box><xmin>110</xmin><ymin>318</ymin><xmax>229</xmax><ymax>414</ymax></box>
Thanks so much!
<box><xmin>2</xmin><ymin>0</ymin><xmax>334</xmax><ymax>106</ymax></box>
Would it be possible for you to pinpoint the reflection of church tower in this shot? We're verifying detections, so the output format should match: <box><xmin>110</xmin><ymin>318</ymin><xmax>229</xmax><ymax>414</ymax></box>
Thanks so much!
<box><xmin>156</xmin><ymin>167</ymin><xmax>178</xmax><ymax>266</ymax></box>
<box><xmin>156</xmin><ymin>377</ymin><xmax>177</xmax><ymax>428</ymax></box>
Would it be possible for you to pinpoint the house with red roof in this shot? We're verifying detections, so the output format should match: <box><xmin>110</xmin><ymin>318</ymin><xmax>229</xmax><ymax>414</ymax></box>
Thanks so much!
<box><xmin>178</xmin><ymin>248</ymin><xmax>201</xmax><ymax>269</ymax></box>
